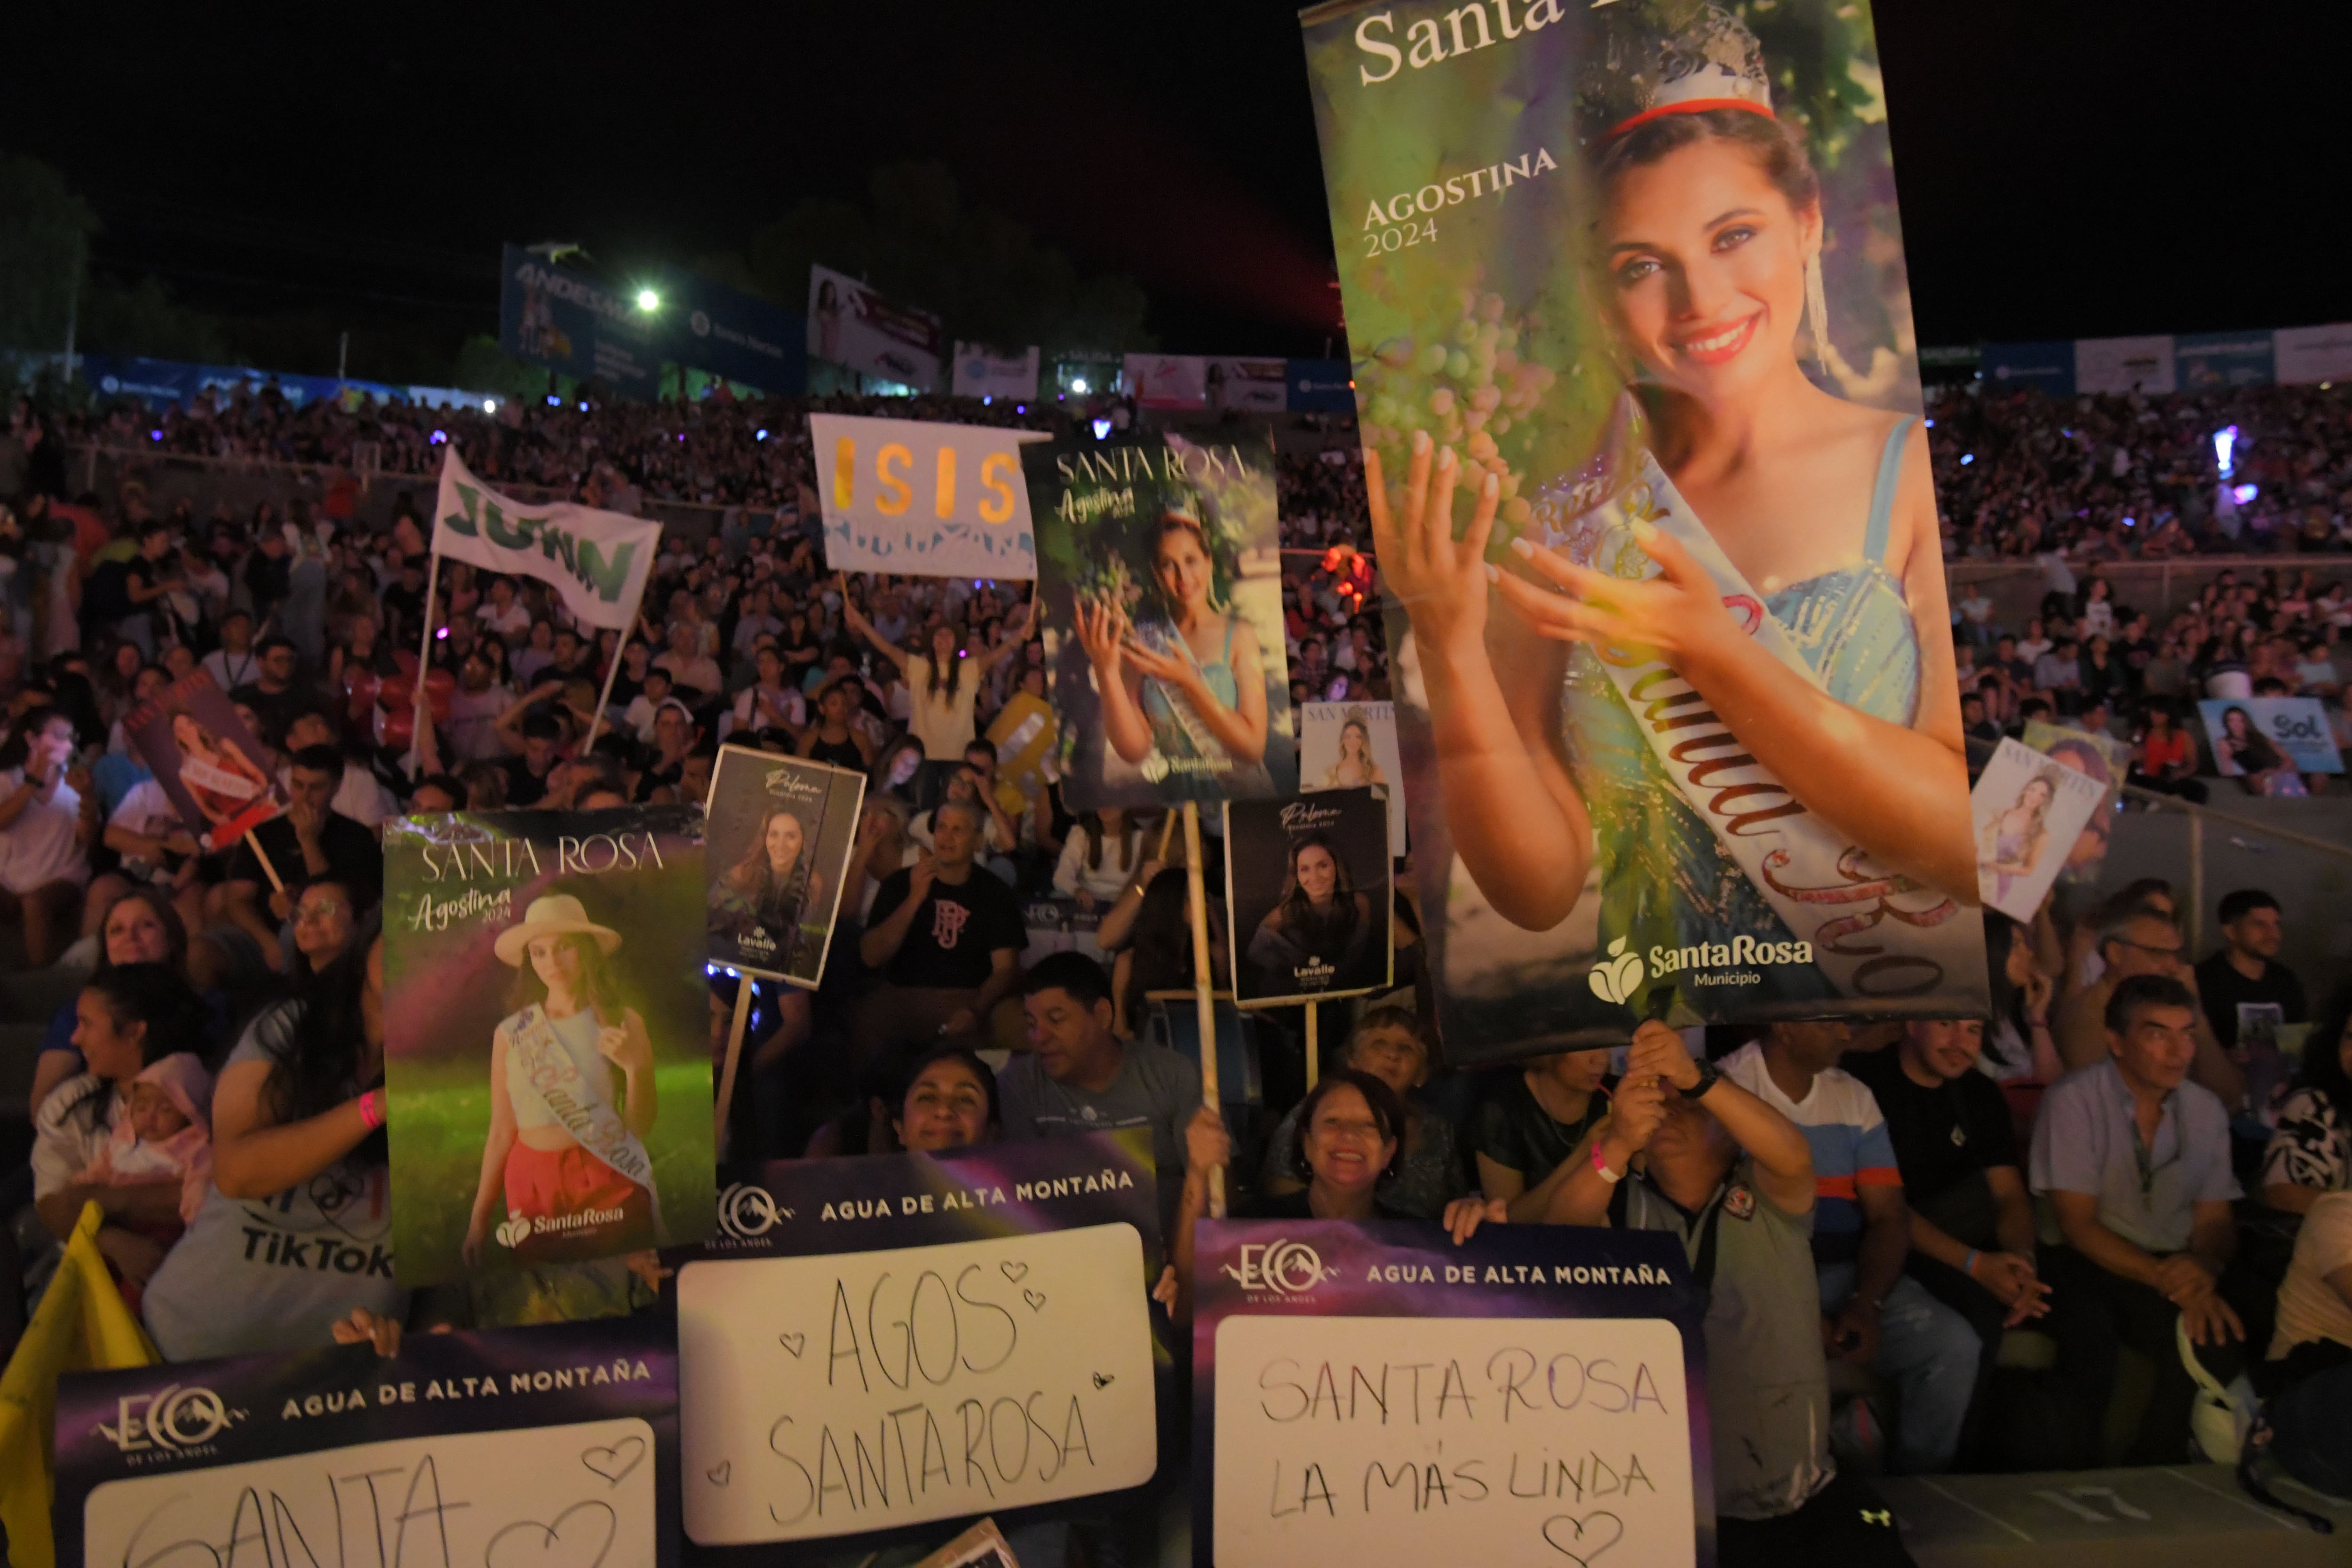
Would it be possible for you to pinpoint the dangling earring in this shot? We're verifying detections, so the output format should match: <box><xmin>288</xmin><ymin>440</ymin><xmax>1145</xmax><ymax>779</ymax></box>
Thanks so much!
<box><xmin>1805</xmin><ymin>248</ymin><xmax>1833</xmax><ymax>375</ymax></box>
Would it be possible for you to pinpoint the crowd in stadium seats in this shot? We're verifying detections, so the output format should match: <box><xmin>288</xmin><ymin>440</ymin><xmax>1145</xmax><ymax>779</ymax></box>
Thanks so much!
<box><xmin>0</xmin><ymin>377</ymin><xmax>2345</xmax><ymax>1505</ymax></box>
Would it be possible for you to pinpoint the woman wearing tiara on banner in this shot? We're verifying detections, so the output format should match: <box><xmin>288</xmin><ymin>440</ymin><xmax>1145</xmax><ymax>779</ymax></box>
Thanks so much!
<box><xmin>462</xmin><ymin>892</ymin><xmax>661</xmax><ymax>1266</ymax></box>
<box><xmin>1367</xmin><ymin>5</ymin><xmax>1974</xmax><ymax>1016</ymax></box>
<box><xmin>1073</xmin><ymin>502</ymin><xmax>1272</xmax><ymax>801</ymax></box>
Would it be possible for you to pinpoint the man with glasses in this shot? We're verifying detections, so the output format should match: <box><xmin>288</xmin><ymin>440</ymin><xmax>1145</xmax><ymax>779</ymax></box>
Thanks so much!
<box><xmin>2032</xmin><ymin>973</ymin><xmax>2253</xmax><ymax>1464</ymax></box>
<box><xmin>2056</xmin><ymin>904</ymin><xmax>2243</xmax><ymax>1107</ymax></box>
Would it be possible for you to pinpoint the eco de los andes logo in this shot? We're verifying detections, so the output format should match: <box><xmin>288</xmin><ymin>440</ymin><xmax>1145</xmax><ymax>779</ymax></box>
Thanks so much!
<box><xmin>1589</xmin><ymin>937</ymin><xmax>1645</xmax><ymax>1006</ymax></box>
<box><xmin>715</xmin><ymin>1181</ymin><xmax>794</xmax><ymax>1244</ymax></box>
<box><xmin>1223</xmin><ymin>1239</ymin><xmax>1339</xmax><ymax>1299</ymax></box>
<box><xmin>97</xmin><ymin>1384</ymin><xmax>243</xmax><ymax>1457</ymax></box>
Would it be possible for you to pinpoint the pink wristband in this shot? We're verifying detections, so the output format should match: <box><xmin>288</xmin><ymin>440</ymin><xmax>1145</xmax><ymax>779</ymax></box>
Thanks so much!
<box><xmin>357</xmin><ymin>1090</ymin><xmax>385</xmax><ymax>1130</ymax></box>
<box><xmin>1591</xmin><ymin>1138</ymin><xmax>1624</xmax><ymax>1184</ymax></box>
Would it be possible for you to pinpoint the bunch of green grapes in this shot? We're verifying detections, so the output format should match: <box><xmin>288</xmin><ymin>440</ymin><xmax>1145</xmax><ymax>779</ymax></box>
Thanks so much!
<box><xmin>1355</xmin><ymin>286</ymin><xmax>1559</xmax><ymax>531</ymax></box>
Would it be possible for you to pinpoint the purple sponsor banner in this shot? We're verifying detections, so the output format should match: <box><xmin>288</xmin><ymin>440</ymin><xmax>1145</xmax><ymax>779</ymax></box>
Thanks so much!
<box><xmin>676</xmin><ymin>1130</ymin><xmax>1169</xmax><ymax>1560</ymax></box>
<box><xmin>53</xmin><ymin>1317</ymin><xmax>678</xmax><ymax>1568</ymax></box>
<box><xmin>1191</xmin><ymin>1219</ymin><xmax>1713</xmax><ymax>1568</ymax></box>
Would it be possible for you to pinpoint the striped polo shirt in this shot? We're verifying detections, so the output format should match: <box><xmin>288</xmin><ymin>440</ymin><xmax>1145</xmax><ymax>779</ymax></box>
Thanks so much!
<box><xmin>1720</xmin><ymin>1042</ymin><xmax>1902</xmax><ymax>1266</ymax></box>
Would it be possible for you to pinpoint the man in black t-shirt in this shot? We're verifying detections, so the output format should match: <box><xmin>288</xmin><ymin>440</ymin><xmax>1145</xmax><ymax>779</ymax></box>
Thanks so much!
<box><xmin>229</xmin><ymin>637</ymin><xmax>313</xmax><ymax>747</ymax></box>
<box><xmin>210</xmin><ymin>746</ymin><xmax>381</xmax><ymax>971</ymax></box>
<box><xmin>855</xmin><ymin>798</ymin><xmax>1025</xmax><ymax>1060</ymax></box>
<box><xmin>2194</xmin><ymin>888</ymin><xmax>2306</xmax><ymax>1052</ymax></box>
<box><xmin>1846</xmin><ymin>1019</ymin><xmax>2050</xmax><ymax>1453</ymax></box>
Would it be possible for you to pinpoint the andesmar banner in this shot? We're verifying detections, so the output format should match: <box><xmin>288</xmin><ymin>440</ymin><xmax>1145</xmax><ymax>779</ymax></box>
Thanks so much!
<box><xmin>433</xmin><ymin>449</ymin><xmax>663</xmax><ymax>632</ymax></box>
<box><xmin>499</xmin><ymin>244</ymin><xmax>663</xmax><ymax>398</ymax></box>
<box><xmin>809</xmin><ymin>413</ymin><xmax>1045</xmax><ymax>578</ymax></box>
<box><xmin>1301</xmin><ymin>0</ymin><xmax>1987</xmax><ymax>1058</ymax></box>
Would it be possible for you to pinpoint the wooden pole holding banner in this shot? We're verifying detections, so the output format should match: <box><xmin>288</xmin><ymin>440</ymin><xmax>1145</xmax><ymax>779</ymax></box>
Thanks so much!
<box><xmin>1181</xmin><ymin>802</ymin><xmax>1224</xmax><ymax>1218</ymax></box>
<box><xmin>1304</xmin><ymin>1004</ymin><xmax>1319</xmax><ymax>1091</ymax></box>
<box><xmin>713</xmin><ymin>983</ymin><xmax>753</xmax><ymax>1159</ymax></box>
<box><xmin>411</xmin><ymin>550</ymin><xmax>445</xmax><ymax>710</ymax></box>
<box><xmin>578</xmin><ymin>628</ymin><xmax>633</xmax><ymax>756</ymax></box>
<box><xmin>243</xmin><ymin>831</ymin><xmax>286</xmax><ymax>896</ymax></box>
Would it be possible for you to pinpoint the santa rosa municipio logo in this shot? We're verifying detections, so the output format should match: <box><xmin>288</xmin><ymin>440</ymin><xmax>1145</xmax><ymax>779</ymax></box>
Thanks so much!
<box><xmin>1589</xmin><ymin>936</ymin><xmax>1645</xmax><ymax>1006</ymax></box>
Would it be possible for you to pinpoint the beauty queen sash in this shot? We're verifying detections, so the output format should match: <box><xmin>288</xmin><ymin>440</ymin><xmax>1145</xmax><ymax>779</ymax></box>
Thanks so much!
<box><xmin>506</xmin><ymin>1003</ymin><xmax>665</xmax><ymax>1237</ymax></box>
<box><xmin>1550</xmin><ymin>449</ymin><xmax>1979</xmax><ymax>1001</ymax></box>
<box><xmin>179</xmin><ymin>753</ymin><xmax>261</xmax><ymax>801</ymax></box>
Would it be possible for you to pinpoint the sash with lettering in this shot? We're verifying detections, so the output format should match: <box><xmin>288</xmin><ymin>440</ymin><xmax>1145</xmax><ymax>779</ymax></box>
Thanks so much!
<box><xmin>506</xmin><ymin>1002</ymin><xmax>665</xmax><ymax>1236</ymax></box>
<box><xmin>1549</xmin><ymin>443</ymin><xmax>1977</xmax><ymax>999</ymax></box>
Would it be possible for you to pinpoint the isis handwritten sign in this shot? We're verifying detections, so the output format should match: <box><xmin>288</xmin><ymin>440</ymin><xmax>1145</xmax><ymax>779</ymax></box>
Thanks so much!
<box><xmin>53</xmin><ymin>1318</ymin><xmax>677</xmax><ymax>1568</ymax></box>
<box><xmin>677</xmin><ymin>1131</ymin><xmax>1165</xmax><ymax>1556</ymax></box>
<box><xmin>1192</xmin><ymin>1221</ymin><xmax>1712</xmax><ymax>1568</ymax></box>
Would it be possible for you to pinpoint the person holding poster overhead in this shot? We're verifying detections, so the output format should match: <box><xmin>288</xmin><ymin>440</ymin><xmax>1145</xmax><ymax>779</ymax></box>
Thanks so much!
<box><xmin>462</xmin><ymin>894</ymin><xmax>662</xmax><ymax>1266</ymax></box>
<box><xmin>1546</xmin><ymin>1021</ymin><xmax>1914</xmax><ymax>1564</ymax></box>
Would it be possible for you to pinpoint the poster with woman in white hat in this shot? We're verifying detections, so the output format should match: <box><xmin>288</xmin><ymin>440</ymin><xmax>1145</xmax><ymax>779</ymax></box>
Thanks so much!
<box><xmin>383</xmin><ymin>806</ymin><xmax>713</xmax><ymax>1284</ymax></box>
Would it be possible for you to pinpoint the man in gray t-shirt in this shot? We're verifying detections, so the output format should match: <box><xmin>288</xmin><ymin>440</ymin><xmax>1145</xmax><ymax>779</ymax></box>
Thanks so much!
<box><xmin>1001</xmin><ymin>953</ymin><xmax>1202</xmax><ymax>1235</ymax></box>
<box><xmin>1549</xmin><ymin>1024</ymin><xmax>1912</xmax><ymax>1565</ymax></box>
<box><xmin>2030</xmin><ymin>973</ymin><xmax>2247</xmax><ymax>1465</ymax></box>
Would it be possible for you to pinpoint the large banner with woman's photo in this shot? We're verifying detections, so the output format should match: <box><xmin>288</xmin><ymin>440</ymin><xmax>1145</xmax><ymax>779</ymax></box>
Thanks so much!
<box><xmin>1028</xmin><ymin>430</ymin><xmax>1297</xmax><ymax>812</ymax></box>
<box><xmin>383</xmin><ymin>808</ymin><xmax>715</xmax><ymax>1284</ymax></box>
<box><xmin>1301</xmin><ymin>0</ymin><xmax>1987</xmax><ymax>1058</ymax></box>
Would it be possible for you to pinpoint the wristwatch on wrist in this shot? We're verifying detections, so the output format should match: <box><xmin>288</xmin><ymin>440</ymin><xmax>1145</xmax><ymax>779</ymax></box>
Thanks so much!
<box><xmin>1685</xmin><ymin>1057</ymin><xmax>1722</xmax><ymax>1099</ymax></box>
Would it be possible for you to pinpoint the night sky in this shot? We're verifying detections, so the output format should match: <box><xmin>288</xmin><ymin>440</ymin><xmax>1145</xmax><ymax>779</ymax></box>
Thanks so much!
<box><xmin>6</xmin><ymin>1</ymin><xmax>2347</xmax><ymax>361</ymax></box>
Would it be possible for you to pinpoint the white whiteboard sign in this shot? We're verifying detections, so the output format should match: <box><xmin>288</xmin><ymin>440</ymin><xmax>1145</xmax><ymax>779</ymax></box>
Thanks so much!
<box><xmin>679</xmin><ymin>1222</ymin><xmax>1158</xmax><ymax>1544</ymax></box>
<box><xmin>1211</xmin><ymin>1315</ymin><xmax>1693</xmax><ymax>1567</ymax></box>
<box><xmin>80</xmin><ymin>1417</ymin><xmax>657</xmax><ymax>1568</ymax></box>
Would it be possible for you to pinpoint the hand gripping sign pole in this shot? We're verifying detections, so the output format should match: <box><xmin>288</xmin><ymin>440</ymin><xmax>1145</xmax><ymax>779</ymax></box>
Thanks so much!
<box><xmin>1182</xmin><ymin>801</ymin><xmax>1224</xmax><ymax>1218</ymax></box>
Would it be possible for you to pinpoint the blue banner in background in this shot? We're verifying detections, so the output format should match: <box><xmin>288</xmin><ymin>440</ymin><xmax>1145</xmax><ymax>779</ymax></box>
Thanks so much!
<box><xmin>1284</xmin><ymin>357</ymin><xmax>1356</xmax><ymax>411</ymax></box>
<box><xmin>2176</xmin><ymin>331</ymin><xmax>2276</xmax><ymax>390</ymax></box>
<box><xmin>74</xmin><ymin>353</ymin><xmax>493</xmax><ymax>414</ymax></box>
<box><xmin>660</xmin><ymin>268</ymin><xmax>806</xmax><ymax>394</ymax></box>
<box><xmin>1982</xmin><ymin>341</ymin><xmax>2076</xmax><ymax>397</ymax></box>
<box><xmin>499</xmin><ymin>244</ymin><xmax>664</xmax><ymax>396</ymax></box>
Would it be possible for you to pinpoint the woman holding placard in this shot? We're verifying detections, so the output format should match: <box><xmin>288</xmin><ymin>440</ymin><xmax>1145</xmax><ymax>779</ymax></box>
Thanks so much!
<box><xmin>1367</xmin><ymin>6</ymin><xmax>1972</xmax><ymax>1015</ymax></box>
<box><xmin>1158</xmin><ymin>1070</ymin><xmax>1503</xmax><ymax>1319</ymax></box>
<box><xmin>461</xmin><ymin>894</ymin><xmax>661</xmax><ymax>1267</ymax></box>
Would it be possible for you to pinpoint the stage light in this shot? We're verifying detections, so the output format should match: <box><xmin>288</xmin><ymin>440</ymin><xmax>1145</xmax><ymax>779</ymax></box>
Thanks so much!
<box><xmin>982</xmin><ymin>396</ymin><xmax>992</xmax><ymax>406</ymax></box>
<box><xmin>1092</xmin><ymin>418</ymin><xmax>1112</xmax><ymax>439</ymax></box>
<box><xmin>2213</xmin><ymin>424</ymin><xmax>2240</xmax><ymax>479</ymax></box>
<box><xmin>1924</xmin><ymin>419</ymin><xmax>1934</xmax><ymax>428</ymax></box>
<box><xmin>1015</xmin><ymin>404</ymin><xmax>1025</xmax><ymax>414</ymax></box>
<box><xmin>578</xmin><ymin>401</ymin><xmax>588</xmax><ymax>411</ymax></box>
<box><xmin>755</xmin><ymin>429</ymin><xmax>768</xmax><ymax>441</ymax></box>
<box><xmin>2233</xmin><ymin>483</ymin><xmax>2259</xmax><ymax>505</ymax></box>
<box><xmin>636</xmin><ymin>288</ymin><xmax>660</xmax><ymax>312</ymax></box>
<box><xmin>547</xmin><ymin>395</ymin><xmax>560</xmax><ymax>406</ymax></box>
<box><xmin>1960</xmin><ymin>454</ymin><xmax>1973</xmax><ymax>466</ymax></box>
<box><xmin>2123</xmin><ymin>517</ymin><xmax>2136</xmax><ymax>528</ymax></box>
<box><xmin>430</xmin><ymin>430</ymin><xmax>446</xmax><ymax>444</ymax></box>
<box><xmin>150</xmin><ymin>430</ymin><xmax>161</xmax><ymax>441</ymax></box>
<box><xmin>1072</xmin><ymin>378</ymin><xmax>1090</xmax><ymax>394</ymax></box>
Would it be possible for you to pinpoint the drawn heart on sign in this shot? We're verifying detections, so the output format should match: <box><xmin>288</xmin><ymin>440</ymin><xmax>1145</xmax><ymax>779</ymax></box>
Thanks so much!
<box><xmin>1000</xmin><ymin>1261</ymin><xmax>1030</xmax><ymax>1283</ymax></box>
<box><xmin>484</xmin><ymin>1501</ymin><xmax>617</xmax><ymax>1568</ymax></box>
<box><xmin>580</xmin><ymin>1435</ymin><xmax>644</xmax><ymax>1486</ymax></box>
<box><xmin>1541</xmin><ymin>1512</ymin><xmax>1624</xmax><ymax>1565</ymax></box>
<box><xmin>1092</xmin><ymin>1373</ymin><xmax>1114</xmax><ymax>1389</ymax></box>
<box><xmin>777</xmin><ymin>1333</ymin><xmax>806</xmax><ymax>1358</ymax></box>
<box><xmin>1023</xmin><ymin>1288</ymin><xmax>1047</xmax><ymax>1313</ymax></box>
<box><xmin>707</xmin><ymin>1461</ymin><xmax>732</xmax><ymax>1487</ymax></box>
